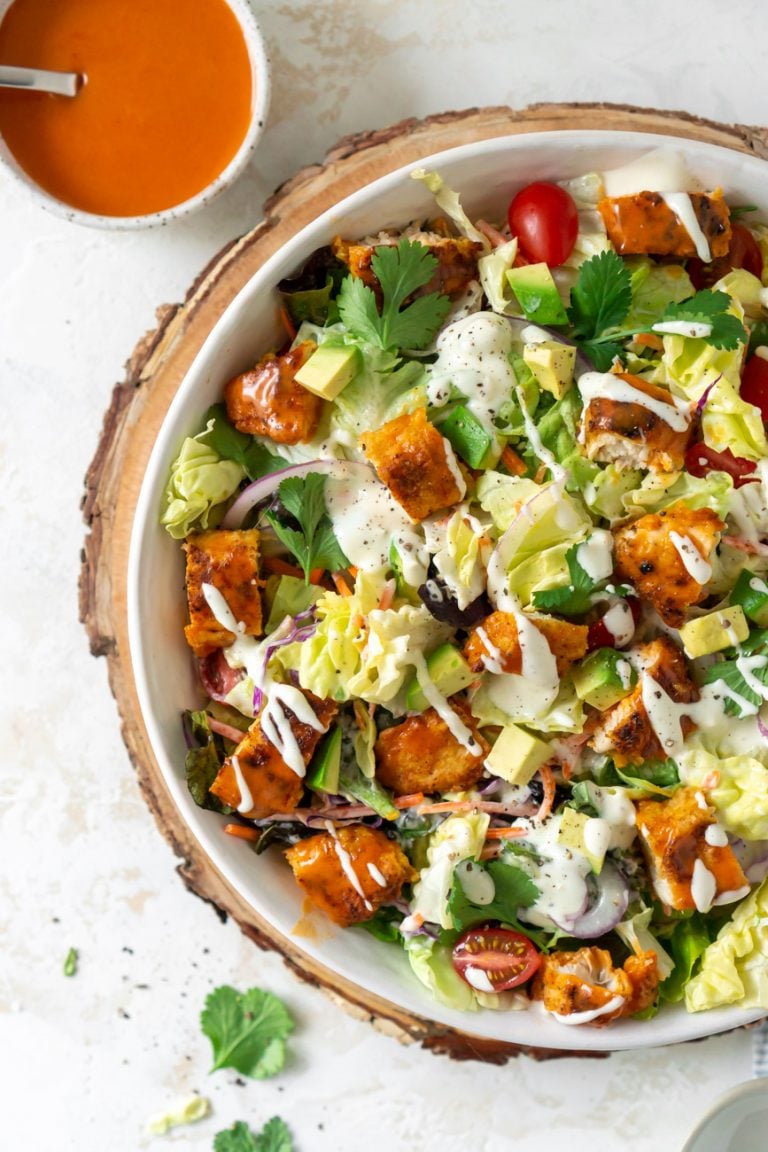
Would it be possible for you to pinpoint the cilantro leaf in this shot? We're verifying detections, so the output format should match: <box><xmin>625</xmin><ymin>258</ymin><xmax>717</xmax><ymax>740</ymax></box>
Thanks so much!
<box><xmin>201</xmin><ymin>986</ymin><xmax>294</xmax><ymax>1078</ymax></box>
<box><xmin>198</xmin><ymin>404</ymin><xmax>287</xmax><ymax>481</ymax></box>
<box><xmin>214</xmin><ymin>1117</ymin><xmax>293</xmax><ymax>1152</ymax></box>
<box><xmin>264</xmin><ymin>473</ymin><xmax>348</xmax><ymax>582</ymax></box>
<box><xmin>658</xmin><ymin>289</ymin><xmax>746</xmax><ymax>350</ymax></box>
<box><xmin>338</xmin><ymin>238</ymin><xmax>451</xmax><ymax>351</ymax></box>
<box><xmin>579</xmin><ymin>338</ymin><xmax>622</xmax><ymax>372</ymax></box>
<box><xmin>532</xmin><ymin>541</ymin><xmax>601</xmax><ymax>616</ymax></box>
<box><xmin>448</xmin><ymin>860</ymin><xmax>539</xmax><ymax>933</ymax></box>
<box><xmin>567</xmin><ymin>250</ymin><xmax>632</xmax><ymax>342</ymax></box>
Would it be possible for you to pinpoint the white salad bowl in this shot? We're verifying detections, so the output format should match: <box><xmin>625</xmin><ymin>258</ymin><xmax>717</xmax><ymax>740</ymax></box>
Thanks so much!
<box><xmin>128</xmin><ymin>130</ymin><xmax>768</xmax><ymax>1052</ymax></box>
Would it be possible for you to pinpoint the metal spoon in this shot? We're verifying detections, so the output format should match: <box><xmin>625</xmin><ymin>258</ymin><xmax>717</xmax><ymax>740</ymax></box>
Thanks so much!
<box><xmin>0</xmin><ymin>66</ymin><xmax>82</xmax><ymax>97</ymax></box>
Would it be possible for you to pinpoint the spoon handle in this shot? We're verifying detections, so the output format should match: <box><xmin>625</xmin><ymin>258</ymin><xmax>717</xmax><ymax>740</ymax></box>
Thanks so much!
<box><xmin>0</xmin><ymin>65</ymin><xmax>81</xmax><ymax>97</ymax></box>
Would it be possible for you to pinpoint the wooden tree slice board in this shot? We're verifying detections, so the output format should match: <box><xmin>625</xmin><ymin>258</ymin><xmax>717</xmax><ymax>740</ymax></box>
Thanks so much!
<box><xmin>80</xmin><ymin>102</ymin><xmax>767</xmax><ymax>1064</ymax></box>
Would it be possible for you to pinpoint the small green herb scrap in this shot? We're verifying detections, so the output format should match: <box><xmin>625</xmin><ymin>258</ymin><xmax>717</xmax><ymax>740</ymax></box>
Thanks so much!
<box><xmin>213</xmin><ymin>1117</ymin><xmax>293</xmax><ymax>1152</ymax></box>
<box><xmin>337</xmin><ymin>237</ymin><xmax>451</xmax><ymax>352</ymax></box>
<box><xmin>201</xmin><ymin>986</ymin><xmax>294</xmax><ymax>1079</ymax></box>
<box><xmin>265</xmin><ymin>473</ymin><xmax>348</xmax><ymax>583</ymax></box>
<box><xmin>63</xmin><ymin>947</ymin><xmax>78</xmax><ymax>977</ymax></box>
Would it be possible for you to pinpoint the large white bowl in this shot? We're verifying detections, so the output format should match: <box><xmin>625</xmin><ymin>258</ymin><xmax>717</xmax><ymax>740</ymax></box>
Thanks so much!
<box><xmin>128</xmin><ymin>130</ymin><xmax>768</xmax><ymax>1051</ymax></box>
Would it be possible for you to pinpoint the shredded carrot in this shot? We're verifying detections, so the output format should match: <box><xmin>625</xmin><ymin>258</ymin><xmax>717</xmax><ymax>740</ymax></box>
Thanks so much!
<box><xmin>332</xmin><ymin>572</ymin><xmax>354</xmax><ymax>597</ymax></box>
<box><xmin>223</xmin><ymin>824</ymin><xmax>260</xmax><ymax>842</ymax></box>
<box><xmin>308</xmin><ymin>567</ymin><xmax>325</xmax><ymax>586</ymax></box>
<box><xmin>395</xmin><ymin>792</ymin><xmax>425</xmax><ymax>809</ymax></box>
<box><xmin>485</xmin><ymin>826</ymin><xmax>529</xmax><ymax>840</ymax></box>
<box><xmin>279</xmin><ymin>305</ymin><xmax>297</xmax><ymax>342</ymax></box>
<box><xmin>378</xmin><ymin>580</ymin><xmax>396</xmax><ymax>610</ymax></box>
<box><xmin>533</xmin><ymin>464</ymin><xmax>548</xmax><ymax>484</ymax></box>
<box><xmin>480</xmin><ymin>843</ymin><xmax>502</xmax><ymax>861</ymax></box>
<box><xmin>501</xmin><ymin>444</ymin><xmax>527</xmax><ymax>476</ymax></box>
<box><xmin>262</xmin><ymin>556</ymin><xmax>305</xmax><ymax>580</ymax></box>
<box><xmin>561</xmin><ymin>759</ymin><xmax>573</xmax><ymax>782</ymax></box>
<box><xmin>417</xmin><ymin>800</ymin><xmax>476</xmax><ymax>815</ymax></box>
<box><xmin>634</xmin><ymin>332</ymin><xmax>664</xmax><ymax>351</ymax></box>
<box><xmin>535</xmin><ymin>761</ymin><xmax>557</xmax><ymax>822</ymax></box>
<box><xmin>348</xmin><ymin>565</ymin><xmax>359</xmax><ymax>579</ymax></box>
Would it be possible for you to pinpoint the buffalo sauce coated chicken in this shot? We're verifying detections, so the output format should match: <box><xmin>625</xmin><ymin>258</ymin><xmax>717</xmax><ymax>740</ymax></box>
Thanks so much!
<box><xmin>613</xmin><ymin>502</ymin><xmax>723</xmax><ymax>628</ymax></box>
<box><xmin>184</xmin><ymin>528</ymin><xmax>263</xmax><ymax>658</ymax></box>
<box><xmin>224</xmin><ymin>340</ymin><xmax>323</xmax><ymax>445</ymax></box>
<box><xmin>285</xmin><ymin>825</ymin><xmax>417</xmax><ymax>927</ymax></box>
<box><xmin>588</xmin><ymin>636</ymin><xmax>698</xmax><ymax>767</ymax></box>
<box><xmin>532</xmin><ymin>946</ymin><xmax>659</xmax><ymax>1025</ymax></box>
<box><xmin>464</xmin><ymin>610</ymin><xmax>588</xmax><ymax>678</ymax></box>
<box><xmin>374</xmin><ymin>702</ymin><xmax>488</xmax><ymax>796</ymax></box>
<box><xmin>361</xmin><ymin>407</ymin><xmax>466</xmax><ymax>522</ymax></box>
<box><xmin>332</xmin><ymin>224</ymin><xmax>482</xmax><ymax>302</ymax></box>
<box><xmin>581</xmin><ymin>372</ymin><xmax>693</xmax><ymax>473</ymax></box>
<box><xmin>597</xmin><ymin>191</ymin><xmax>731</xmax><ymax>258</ymax></box>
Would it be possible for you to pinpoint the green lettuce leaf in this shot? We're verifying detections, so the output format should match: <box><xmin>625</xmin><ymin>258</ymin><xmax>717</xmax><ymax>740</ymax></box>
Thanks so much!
<box><xmin>621</xmin><ymin>468</ymin><xmax>733</xmax><ymax>519</ymax></box>
<box><xmin>411</xmin><ymin>812</ymin><xmax>490</xmax><ymax>929</ymax></box>
<box><xmin>477</xmin><ymin>239</ymin><xmax>521</xmax><ymax>315</ymax></box>
<box><xmin>161</xmin><ymin>433</ymin><xmax>245</xmax><ymax>539</ymax></box>
<box><xmin>404</xmin><ymin>936</ymin><xmax>527</xmax><ymax>1012</ymax></box>
<box><xmin>678</xmin><ymin>749</ymin><xmax>768</xmax><ymax>839</ymax></box>
<box><xmin>685</xmin><ymin>879</ymin><xmax>768</xmax><ymax>1012</ymax></box>
<box><xmin>624</xmin><ymin>259</ymin><xmax>694</xmax><ymax>329</ymax></box>
<box><xmin>659</xmin><ymin>914</ymin><xmax>712</xmax><ymax>1003</ymax></box>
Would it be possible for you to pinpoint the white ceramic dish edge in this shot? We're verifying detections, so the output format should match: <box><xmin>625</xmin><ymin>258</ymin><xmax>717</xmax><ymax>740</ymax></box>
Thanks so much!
<box><xmin>128</xmin><ymin>129</ymin><xmax>768</xmax><ymax>1051</ymax></box>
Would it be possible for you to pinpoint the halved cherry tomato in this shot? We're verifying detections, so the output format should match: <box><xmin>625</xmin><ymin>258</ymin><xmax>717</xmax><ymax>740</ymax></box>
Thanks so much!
<box><xmin>740</xmin><ymin>353</ymin><xmax>768</xmax><ymax>423</ymax></box>
<box><xmin>685</xmin><ymin>442</ymin><xmax>758</xmax><ymax>487</ymax></box>
<box><xmin>688</xmin><ymin>223</ymin><xmax>764</xmax><ymax>290</ymax></box>
<box><xmin>451</xmin><ymin>926</ymin><xmax>540</xmax><ymax>992</ymax></box>
<box><xmin>507</xmin><ymin>181</ymin><xmax>578</xmax><ymax>267</ymax></box>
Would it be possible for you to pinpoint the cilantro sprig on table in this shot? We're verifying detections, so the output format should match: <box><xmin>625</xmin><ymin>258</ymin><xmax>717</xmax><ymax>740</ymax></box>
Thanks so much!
<box><xmin>337</xmin><ymin>237</ymin><xmax>452</xmax><ymax>351</ymax></box>
<box><xmin>566</xmin><ymin>250</ymin><xmax>746</xmax><ymax>370</ymax></box>
<box><xmin>264</xmin><ymin>473</ymin><xmax>348</xmax><ymax>582</ymax></box>
<box><xmin>201</xmin><ymin>985</ymin><xmax>294</xmax><ymax>1078</ymax></box>
<box><xmin>214</xmin><ymin>1117</ymin><xmax>293</xmax><ymax>1152</ymax></box>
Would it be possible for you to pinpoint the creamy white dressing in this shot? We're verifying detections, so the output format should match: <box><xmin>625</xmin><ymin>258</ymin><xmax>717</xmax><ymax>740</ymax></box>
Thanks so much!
<box><xmin>463</xmin><ymin>966</ymin><xmax>496</xmax><ymax>994</ymax></box>
<box><xmin>483</xmin><ymin>601</ymin><xmax>561</xmax><ymax>723</ymax></box>
<box><xmin>601</xmin><ymin>600</ymin><xmax>635</xmax><ymax>647</ymax></box>
<box><xmin>615</xmin><ymin>658</ymin><xmax>633</xmax><ymax>690</ymax></box>
<box><xmin>552</xmin><ymin>995</ymin><xmax>626</xmax><ymax>1026</ymax></box>
<box><xmin>230</xmin><ymin>755</ymin><xmax>254</xmax><ymax>815</ymax></box>
<box><xmin>515</xmin><ymin>815</ymin><xmax>592</xmax><ymax>930</ymax></box>
<box><xmin>578</xmin><ymin>371</ymin><xmax>690</xmax><ymax>432</ymax></box>
<box><xmin>704</xmin><ymin>823</ymin><xmax>729</xmax><ymax>848</ymax></box>
<box><xmin>583</xmin><ymin>817</ymin><xmax>611</xmax><ymax>861</ymax></box>
<box><xmin>514</xmin><ymin>384</ymin><xmax>568</xmax><ymax>483</ymax></box>
<box><xmin>411</xmin><ymin>650</ymin><xmax>483</xmax><ymax>756</ymax></box>
<box><xmin>475</xmin><ymin>626</ymin><xmax>503</xmax><ymax>674</ymax></box>
<box><xmin>324</xmin><ymin>820</ymin><xmax>373</xmax><ymax>911</ymax></box>
<box><xmin>586</xmin><ymin>785</ymin><xmax>636</xmax><ymax>850</ymax></box>
<box><xmin>367</xmin><ymin>862</ymin><xmax>388</xmax><ymax>888</ymax></box>
<box><xmin>750</xmin><ymin>576</ymin><xmax>768</xmax><ymax>597</ymax></box>
<box><xmin>660</xmin><ymin>192</ymin><xmax>711</xmax><ymax>262</ymax></box>
<box><xmin>695</xmin><ymin>790</ymin><xmax>709</xmax><ymax>811</ymax></box>
<box><xmin>669</xmin><ymin>531</ymin><xmax>713</xmax><ymax>584</ymax></box>
<box><xmin>712</xmin><ymin>885</ymin><xmax>751</xmax><ymax>907</ymax></box>
<box><xmin>202</xmin><ymin>584</ymin><xmax>324</xmax><ymax>776</ymax></box>
<box><xmin>325</xmin><ymin>473</ymin><xmax>428</xmax><ymax>585</ymax></box>
<box><xmin>431</xmin><ymin>311</ymin><xmax>517</xmax><ymax>447</ymax></box>
<box><xmin>691</xmin><ymin>858</ymin><xmax>717</xmax><ymax>913</ymax></box>
<box><xmin>652</xmin><ymin>319</ymin><xmax>712</xmax><ymax>339</ymax></box>
<box><xmin>736</xmin><ymin>654</ymin><xmax>768</xmax><ymax>701</ymax></box>
<box><xmin>576</xmin><ymin>529</ymin><xmax>614</xmax><ymax>582</ymax></box>
<box><xmin>455</xmin><ymin>860</ymin><xmax>496</xmax><ymax>905</ymax></box>
<box><xmin>442</xmin><ymin>438</ymin><xmax>467</xmax><ymax>498</ymax></box>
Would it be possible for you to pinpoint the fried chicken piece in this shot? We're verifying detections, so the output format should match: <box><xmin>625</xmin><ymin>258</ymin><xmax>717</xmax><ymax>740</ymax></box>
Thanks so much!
<box><xmin>184</xmin><ymin>529</ymin><xmax>263</xmax><ymax>659</ymax></box>
<box><xmin>588</xmin><ymin>636</ymin><xmax>698</xmax><ymax>767</ymax></box>
<box><xmin>285</xmin><ymin>824</ymin><xmax>417</xmax><ymax>927</ymax></box>
<box><xmin>613</xmin><ymin>502</ymin><xmax>723</xmax><ymax>627</ymax></box>
<box><xmin>360</xmin><ymin>407</ymin><xmax>465</xmax><ymax>522</ymax></box>
<box><xmin>224</xmin><ymin>340</ymin><xmax>322</xmax><ymax>445</ymax></box>
<box><xmin>531</xmin><ymin>946</ymin><xmax>659</xmax><ymax>1025</ymax></box>
<box><xmin>332</xmin><ymin>229</ymin><xmax>482</xmax><ymax>300</ymax></box>
<box><xmin>581</xmin><ymin>372</ymin><xmax>692</xmax><ymax>473</ymax></box>
<box><xmin>597</xmin><ymin>191</ymin><xmax>731</xmax><ymax>258</ymax></box>
<box><xmin>635</xmin><ymin>787</ymin><xmax>748</xmax><ymax>912</ymax></box>
<box><xmin>209</xmin><ymin>695</ymin><xmax>337</xmax><ymax>819</ymax></box>
<box><xmin>463</xmin><ymin>611</ymin><xmax>588</xmax><ymax>678</ymax></box>
<box><xmin>375</xmin><ymin>702</ymin><xmax>488</xmax><ymax>796</ymax></box>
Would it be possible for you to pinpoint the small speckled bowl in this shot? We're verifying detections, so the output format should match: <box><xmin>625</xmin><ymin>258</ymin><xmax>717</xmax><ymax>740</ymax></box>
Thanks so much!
<box><xmin>0</xmin><ymin>0</ymin><xmax>270</xmax><ymax>230</ymax></box>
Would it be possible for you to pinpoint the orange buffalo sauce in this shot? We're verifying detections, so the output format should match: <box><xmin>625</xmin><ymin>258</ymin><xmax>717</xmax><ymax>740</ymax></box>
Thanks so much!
<box><xmin>0</xmin><ymin>0</ymin><xmax>253</xmax><ymax>216</ymax></box>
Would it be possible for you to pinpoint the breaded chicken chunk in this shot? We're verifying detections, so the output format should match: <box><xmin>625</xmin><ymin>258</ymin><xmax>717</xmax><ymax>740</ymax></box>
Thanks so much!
<box><xmin>588</xmin><ymin>636</ymin><xmax>698</xmax><ymax>767</ymax></box>
<box><xmin>209</xmin><ymin>694</ymin><xmax>337</xmax><ymax>819</ymax></box>
<box><xmin>285</xmin><ymin>824</ymin><xmax>417</xmax><ymax>927</ymax></box>
<box><xmin>360</xmin><ymin>407</ymin><xmax>465</xmax><ymax>522</ymax></box>
<box><xmin>613</xmin><ymin>502</ymin><xmax>723</xmax><ymax>627</ymax></box>
<box><xmin>224</xmin><ymin>340</ymin><xmax>322</xmax><ymax>445</ymax></box>
<box><xmin>184</xmin><ymin>529</ymin><xmax>263</xmax><ymax>659</ymax></box>
<box><xmin>374</xmin><ymin>702</ymin><xmax>488</xmax><ymax>796</ymax></box>
<box><xmin>581</xmin><ymin>372</ymin><xmax>692</xmax><ymax>472</ymax></box>
<box><xmin>532</xmin><ymin>946</ymin><xmax>659</xmax><ymax>1025</ymax></box>
<box><xmin>464</xmin><ymin>611</ymin><xmax>588</xmax><ymax>678</ymax></box>
<box><xmin>332</xmin><ymin>229</ymin><xmax>482</xmax><ymax>300</ymax></box>
<box><xmin>597</xmin><ymin>191</ymin><xmax>731</xmax><ymax>258</ymax></box>
<box><xmin>635</xmin><ymin>787</ymin><xmax>748</xmax><ymax>912</ymax></box>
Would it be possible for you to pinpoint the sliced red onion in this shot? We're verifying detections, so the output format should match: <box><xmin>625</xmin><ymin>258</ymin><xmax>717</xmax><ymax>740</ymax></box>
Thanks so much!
<box><xmin>733</xmin><ymin>838</ymin><xmax>768</xmax><ymax>884</ymax></box>
<box><xmin>221</xmin><ymin>459</ymin><xmax>371</xmax><ymax>529</ymax></box>
<box><xmin>695</xmin><ymin>374</ymin><xmax>722</xmax><ymax>415</ymax></box>
<box><xmin>181</xmin><ymin>711</ymin><xmax>197</xmax><ymax>750</ymax></box>
<box><xmin>758</xmin><ymin>713</ymin><xmax>768</xmax><ymax>741</ymax></box>
<box><xmin>207</xmin><ymin>716</ymin><xmax>247</xmax><ymax>744</ymax></box>
<box><xmin>562</xmin><ymin>863</ymin><xmax>629</xmax><ymax>939</ymax></box>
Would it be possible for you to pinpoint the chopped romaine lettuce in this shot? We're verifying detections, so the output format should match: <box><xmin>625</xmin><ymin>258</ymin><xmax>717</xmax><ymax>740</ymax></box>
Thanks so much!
<box><xmin>677</xmin><ymin>749</ymin><xmax>768</xmax><ymax>840</ymax></box>
<box><xmin>162</xmin><ymin>432</ymin><xmax>245</xmax><ymax>539</ymax></box>
<box><xmin>685</xmin><ymin>879</ymin><xmax>768</xmax><ymax>1012</ymax></box>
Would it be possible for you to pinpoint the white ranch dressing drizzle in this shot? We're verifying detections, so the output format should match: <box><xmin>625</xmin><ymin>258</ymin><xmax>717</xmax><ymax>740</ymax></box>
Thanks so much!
<box><xmin>514</xmin><ymin>384</ymin><xmax>568</xmax><ymax>483</ymax></box>
<box><xmin>736</xmin><ymin>654</ymin><xmax>768</xmax><ymax>702</ymax></box>
<box><xmin>475</xmin><ymin>626</ymin><xmax>503</xmax><ymax>674</ymax></box>
<box><xmin>601</xmin><ymin>600</ymin><xmax>634</xmax><ymax>647</ymax></box>
<box><xmin>751</xmin><ymin>576</ymin><xmax>768</xmax><ymax>597</ymax></box>
<box><xmin>463</xmin><ymin>966</ymin><xmax>496</xmax><ymax>994</ymax></box>
<box><xmin>442</xmin><ymin>438</ymin><xmax>467</xmax><ymax>498</ymax></box>
<box><xmin>576</xmin><ymin>529</ymin><xmax>614</xmax><ymax>582</ymax></box>
<box><xmin>411</xmin><ymin>650</ymin><xmax>483</xmax><ymax>757</ymax></box>
<box><xmin>583</xmin><ymin>817</ymin><xmax>611</xmax><ymax>861</ymax></box>
<box><xmin>704</xmin><ymin>823</ymin><xmax>729</xmax><ymax>848</ymax></box>
<box><xmin>691</xmin><ymin>858</ymin><xmax>717</xmax><ymax>913</ymax></box>
<box><xmin>712</xmin><ymin>885</ymin><xmax>751</xmax><ymax>907</ymax></box>
<box><xmin>660</xmin><ymin>192</ymin><xmax>711</xmax><ymax>262</ymax></box>
<box><xmin>325</xmin><ymin>473</ymin><xmax>428</xmax><ymax>585</ymax></box>
<box><xmin>324</xmin><ymin>820</ymin><xmax>373</xmax><ymax>911</ymax></box>
<box><xmin>653</xmin><ymin>319</ymin><xmax>712</xmax><ymax>339</ymax></box>
<box><xmin>516</xmin><ymin>815</ymin><xmax>592</xmax><ymax>929</ymax></box>
<box><xmin>578</xmin><ymin>371</ymin><xmax>690</xmax><ymax>432</ymax></box>
<box><xmin>366</xmin><ymin>862</ymin><xmax>387</xmax><ymax>888</ymax></box>
<box><xmin>552</xmin><ymin>995</ymin><xmax>626</xmax><ymax>1026</ymax></box>
<box><xmin>669</xmin><ymin>531</ymin><xmax>712</xmax><ymax>584</ymax></box>
<box><xmin>615</xmin><ymin>659</ymin><xmax>633</xmax><ymax>690</ymax></box>
<box><xmin>484</xmin><ymin>602</ymin><xmax>561</xmax><ymax>722</ymax></box>
<box><xmin>202</xmin><ymin>584</ymin><xmax>323</xmax><ymax>776</ymax></box>
<box><xmin>431</xmin><ymin>311</ymin><xmax>517</xmax><ymax>448</ymax></box>
<box><xmin>455</xmin><ymin>860</ymin><xmax>496</xmax><ymax>905</ymax></box>
<box><xmin>230</xmin><ymin>755</ymin><xmax>254</xmax><ymax>815</ymax></box>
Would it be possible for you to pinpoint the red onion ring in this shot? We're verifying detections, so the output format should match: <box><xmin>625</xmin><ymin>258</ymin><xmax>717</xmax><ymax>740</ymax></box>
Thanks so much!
<box><xmin>563</xmin><ymin>863</ymin><xmax>630</xmax><ymax>939</ymax></box>
<box><xmin>221</xmin><ymin>459</ymin><xmax>372</xmax><ymax>529</ymax></box>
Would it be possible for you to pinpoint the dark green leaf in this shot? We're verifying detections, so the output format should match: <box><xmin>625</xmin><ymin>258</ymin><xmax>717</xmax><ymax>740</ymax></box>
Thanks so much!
<box><xmin>532</xmin><ymin>541</ymin><xmax>600</xmax><ymax>616</ymax></box>
<box><xmin>214</xmin><ymin>1117</ymin><xmax>293</xmax><ymax>1152</ymax></box>
<box><xmin>265</xmin><ymin>473</ymin><xmax>348</xmax><ymax>582</ymax></box>
<box><xmin>579</xmin><ymin>338</ymin><xmax>623</xmax><ymax>371</ymax></box>
<box><xmin>615</xmin><ymin>758</ymin><xmax>680</xmax><ymax>796</ymax></box>
<box><xmin>567</xmin><ymin>782</ymin><xmax>599</xmax><ymax>817</ymax></box>
<box><xmin>448</xmin><ymin>860</ymin><xmax>539</xmax><ymax>933</ymax></box>
<box><xmin>198</xmin><ymin>404</ymin><xmax>286</xmax><ymax>481</ymax></box>
<box><xmin>567</xmin><ymin>250</ymin><xmax>632</xmax><ymax>341</ymax></box>
<box><xmin>701</xmin><ymin>653</ymin><xmax>768</xmax><ymax>716</ymax></box>
<box><xmin>201</xmin><ymin>985</ymin><xmax>294</xmax><ymax>1078</ymax></box>
<box><xmin>659</xmin><ymin>915</ymin><xmax>712</xmax><ymax>1003</ymax></box>
<box><xmin>183</xmin><ymin>711</ymin><xmax>233</xmax><ymax>815</ymax></box>
<box><xmin>356</xmin><ymin>905</ymin><xmax>404</xmax><ymax>943</ymax></box>
<box><xmin>279</xmin><ymin>273</ymin><xmax>336</xmax><ymax>325</ymax></box>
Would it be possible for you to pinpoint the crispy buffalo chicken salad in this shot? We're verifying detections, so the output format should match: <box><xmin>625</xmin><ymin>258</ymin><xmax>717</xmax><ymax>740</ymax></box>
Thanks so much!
<box><xmin>162</xmin><ymin>149</ymin><xmax>768</xmax><ymax>1027</ymax></box>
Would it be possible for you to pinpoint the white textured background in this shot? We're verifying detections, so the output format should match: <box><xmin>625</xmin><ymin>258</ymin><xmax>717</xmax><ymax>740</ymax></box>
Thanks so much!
<box><xmin>1</xmin><ymin>1</ymin><xmax>766</xmax><ymax>1148</ymax></box>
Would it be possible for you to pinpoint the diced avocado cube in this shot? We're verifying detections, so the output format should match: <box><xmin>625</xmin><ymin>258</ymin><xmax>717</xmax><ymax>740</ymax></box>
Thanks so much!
<box><xmin>440</xmin><ymin>404</ymin><xmax>497</xmax><ymax>469</ymax></box>
<box><xmin>558</xmin><ymin>808</ymin><xmax>609</xmax><ymax>874</ymax></box>
<box><xmin>388</xmin><ymin>539</ymin><xmax>420</xmax><ymax>606</ymax></box>
<box><xmin>506</xmin><ymin>263</ymin><xmax>568</xmax><ymax>326</ymax></box>
<box><xmin>405</xmin><ymin>643</ymin><xmax>476</xmax><ymax>713</ymax></box>
<box><xmin>679</xmin><ymin>605</ymin><xmax>750</xmax><ymax>658</ymax></box>
<box><xmin>522</xmin><ymin>340</ymin><xmax>576</xmax><ymax>399</ymax></box>
<box><xmin>572</xmin><ymin>648</ymin><xmax>637</xmax><ymax>711</ymax></box>
<box><xmin>307</xmin><ymin>726</ymin><xmax>342</xmax><ymax>794</ymax></box>
<box><xmin>731</xmin><ymin>568</ymin><xmax>768</xmax><ymax>628</ymax></box>
<box><xmin>294</xmin><ymin>343</ymin><xmax>361</xmax><ymax>400</ymax></box>
<box><xmin>484</xmin><ymin>724</ymin><xmax>550</xmax><ymax>787</ymax></box>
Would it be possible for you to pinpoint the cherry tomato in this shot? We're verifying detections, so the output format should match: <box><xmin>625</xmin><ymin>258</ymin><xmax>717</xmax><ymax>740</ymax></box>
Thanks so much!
<box><xmin>740</xmin><ymin>353</ymin><xmax>768</xmax><ymax>423</ymax></box>
<box><xmin>685</xmin><ymin>442</ymin><xmax>758</xmax><ymax>487</ymax></box>
<box><xmin>587</xmin><ymin>597</ymin><xmax>641</xmax><ymax>652</ymax></box>
<box><xmin>688</xmin><ymin>223</ymin><xmax>764</xmax><ymax>290</ymax></box>
<box><xmin>507</xmin><ymin>181</ymin><xmax>579</xmax><ymax>267</ymax></box>
<box><xmin>451</xmin><ymin>926</ymin><xmax>541</xmax><ymax>992</ymax></box>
